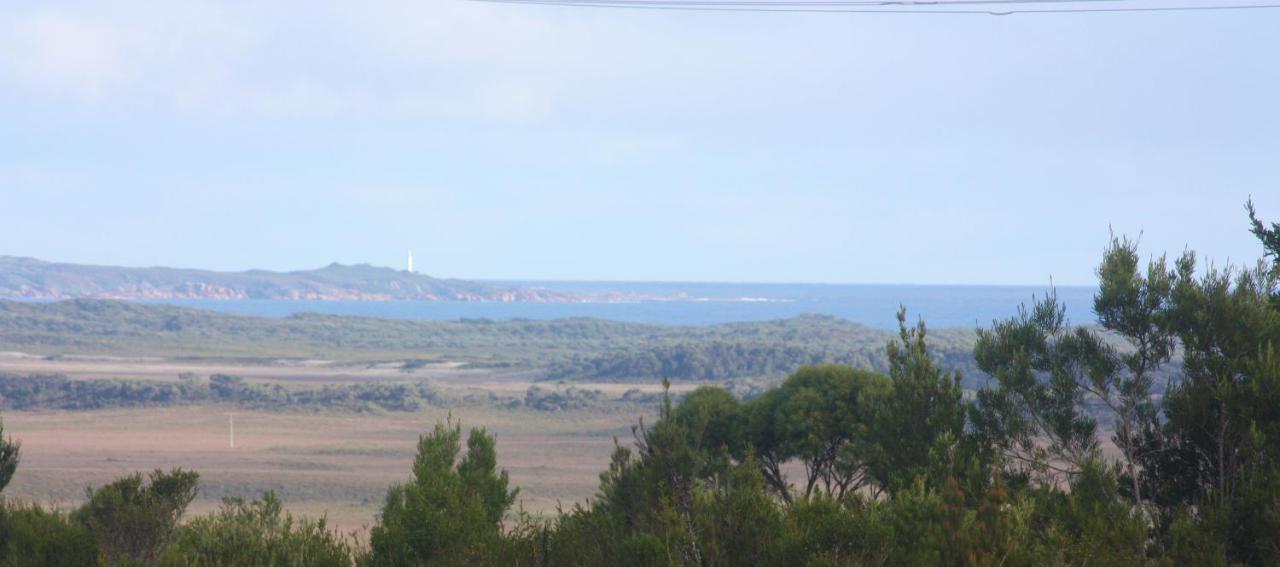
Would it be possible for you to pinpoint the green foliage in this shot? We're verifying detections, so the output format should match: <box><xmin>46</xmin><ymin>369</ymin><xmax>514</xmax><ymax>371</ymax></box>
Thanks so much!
<box><xmin>775</xmin><ymin>496</ymin><xmax>891</xmax><ymax>566</ymax></box>
<box><xmin>162</xmin><ymin>492</ymin><xmax>355</xmax><ymax>567</ymax></box>
<box><xmin>0</xmin><ymin>501</ymin><xmax>97</xmax><ymax>566</ymax></box>
<box><xmin>0</xmin><ymin>413</ymin><xmax>90</xmax><ymax>567</ymax></box>
<box><xmin>537</xmin><ymin>381</ymin><xmax>716</xmax><ymax>565</ymax></box>
<box><xmin>0</xmin><ymin>300</ymin><xmax>979</xmax><ymax>382</ymax></box>
<box><xmin>546</xmin><ymin>318</ymin><xmax>981</xmax><ymax>383</ymax></box>
<box><xmin>743</xmin><ymin>365</ymin><xmax>890</xmax><ymax>502</ymax></box>
<box><xmin>621</xmin><ymin>381</ymin><xmax>707</xmax><ymax>565</ymax></box>
<box><xmin>1091</xmin><ymin>235</ymin><xmax>1175</xmax><ymax>505</ymax></box>
<box><xmin>967</xmin><ymin>203</ymin><xmax>1280</xmax><ymax>563</ymax></box>
<box><xmin>1248</xmin><ymin>198</ymin><xmax>1280</xmax><ymax>271</ymax></box>
<box><xmin>694</xmin><ymin>458</ymin><xmax>784</xmax><ymax>566</ymax></box>
<box><xmin>1135</xmin><ymin>250</ymin><xmax>1280</xmax><ymax>563</ymax></box>
<box><xmin>970</xmin><ymin>290</ymin><xmax>1105</xmax><ymax>483</ymax></box>
<box><xmin>0</xmin><ymin>419</ymin><xmax>17</xmax><ymax>494</ymax></box>
<box><xmin>553</xmin><ymin>341</ymin><xmax>857</xmax><ymax>382</ymax></box>
<box><xmin>0</xmin><ymin>201</ymin><xmax>1275</xmax><ymax>566</ymax></box>
<box><xmin>522</xmin><ymin>384</ymin><xmax>607</xmax><ymax>411</ymax></box>
<box><xmin>870</xmin><ymin>307</ymin><xmax>968</xmax><ymax>493</ymax></box>
<box><xmin>1164</xmin><ymin>505</ymin><xmax>1231</xmax><ymax>566</ymax></box>
<box><xmin>367</xmin><ymin>418</ymin><xmax>518</xmax><ymax>566</ymax></box>
<box><xmin>672</xmin><ymin>386</ymin><xmax>743</xmax><ymax>477</ymax></box>
<box><xmin>0</xmin><ymin>372</ymin><xmax>443</xmax><ymax>413</ymax></box>
<box><xmin>73</xmin><ymin>468</ymin><xmax>199</xmax><ymax>566</ymax></box>
<box><xmin>1020</xmin><ymin>459</ymin><xmax>1147</xmax><ymax>565</ymax></box>
<box><xmin>524</xmin><ymin>198</ymin><xmax>1280</xmax><ymax>565</ymax></box>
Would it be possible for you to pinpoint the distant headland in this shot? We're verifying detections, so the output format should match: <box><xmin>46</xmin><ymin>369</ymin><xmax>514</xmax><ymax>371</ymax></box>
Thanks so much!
<box><xmin>0</xmin><ymin>256</ymin><xmax>594</xmax><ymax>302</ymax></box>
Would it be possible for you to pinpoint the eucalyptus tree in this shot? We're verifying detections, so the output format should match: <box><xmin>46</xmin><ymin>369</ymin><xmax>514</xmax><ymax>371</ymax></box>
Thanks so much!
<box><xmin>743</xmin><ymin>365</ymin><xmax>890</xmax><ymax>503</ymax></box>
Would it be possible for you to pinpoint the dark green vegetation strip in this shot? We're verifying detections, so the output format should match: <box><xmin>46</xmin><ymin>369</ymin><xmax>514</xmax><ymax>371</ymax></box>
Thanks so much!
<box><xmin>0</xmin><ymin>299</ymin><xmax>981</xmax><ymax>382</ymax></box>
<box><xmin>0</xmin><ymin>372</ymin><xmax>657</xmax><ymax>413</ymax></box>
<box><xmin>0</xmin><ymin>372</ymin><xmax>442</xmax><ymax>412</ymax></box>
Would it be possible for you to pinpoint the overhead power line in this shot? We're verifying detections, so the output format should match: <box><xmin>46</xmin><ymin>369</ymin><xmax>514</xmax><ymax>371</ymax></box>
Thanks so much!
<box><xmin>468</xmin><ymin>0</ymin><xmax>1280</xmax><ymax>15</ymax></box>
<box><xmin>477</xmin><ymin>0</ymin><xmax>1127</xmax><ymax>6</ymax></box>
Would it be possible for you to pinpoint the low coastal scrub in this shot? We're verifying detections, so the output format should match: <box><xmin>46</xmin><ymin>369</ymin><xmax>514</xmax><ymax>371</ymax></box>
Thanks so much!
<box><xmin>0</xmin><ymin>373</ymin><xmax>663</xmax><ymax>414</ymax></box>
<box><xmin>0</xmin><ymin>300</ymin><xmax>981</xmax><ymax>382</ymax></box>
<box><xmin>0</xmin><ymin>373</ymin><xmax>445</xmax><ymax>413</ymax></box>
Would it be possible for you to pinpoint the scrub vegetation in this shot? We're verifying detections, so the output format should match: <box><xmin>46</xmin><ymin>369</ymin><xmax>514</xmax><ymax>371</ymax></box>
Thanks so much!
<box><xmin>0</xmin><ymin>201</ymin><xmax>1277</xmax><ymax>565</ymax></box>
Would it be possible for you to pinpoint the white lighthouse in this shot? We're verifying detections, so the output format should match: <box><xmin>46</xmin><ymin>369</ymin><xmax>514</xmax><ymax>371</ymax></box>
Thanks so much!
<box><xmin>407</xmin><ymin>250</ymin><xmax>415</xmax><ymax>273</ymax></box>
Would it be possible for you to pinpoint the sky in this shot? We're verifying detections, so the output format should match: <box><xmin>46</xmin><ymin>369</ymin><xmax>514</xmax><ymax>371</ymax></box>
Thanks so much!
<box><xmin>0</xmin><ymin>1</ymin><xmax>1277</xmax><ymax>285</ymax></box>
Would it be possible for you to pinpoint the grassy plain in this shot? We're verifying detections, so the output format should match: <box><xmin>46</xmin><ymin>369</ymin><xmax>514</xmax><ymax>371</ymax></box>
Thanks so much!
<box><xmin>0</xmin><ymin>356</ymin><xmax>684</xmax><ymax>534</ymax></box>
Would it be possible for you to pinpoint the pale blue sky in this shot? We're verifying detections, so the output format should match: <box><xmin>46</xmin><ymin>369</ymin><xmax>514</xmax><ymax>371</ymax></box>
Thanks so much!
<box><xmin>1</xmin><ymin>1</ymin><xmax>1276</xmax><ymax>285</ymax></box>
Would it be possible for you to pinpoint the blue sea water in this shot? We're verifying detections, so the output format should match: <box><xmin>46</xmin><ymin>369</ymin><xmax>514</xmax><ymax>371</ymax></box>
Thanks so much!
<box><xmin>138</xmin><ymin>282</ymin><xmax>1099</xmax><ymax>330</ymax></box>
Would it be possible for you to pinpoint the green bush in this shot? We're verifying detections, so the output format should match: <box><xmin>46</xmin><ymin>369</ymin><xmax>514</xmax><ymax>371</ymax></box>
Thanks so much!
<box><xmin>73</xmin><ymin>468</ymin><xmax>199</xmax><ymax>566</ymax></box>
<box><xmin>0</xmin><ymin>501</ymin><xmax>96</xmax><ymax>566</ymax></box>
<box><xmin>366</xmin><ymin>419</ymin><xmax>518</xmax><ymax>566</ymax></box>
<box><xmin>162</xmin><ymin>492</ymin><xmax>354</xmax><ymax>567</ymax></box>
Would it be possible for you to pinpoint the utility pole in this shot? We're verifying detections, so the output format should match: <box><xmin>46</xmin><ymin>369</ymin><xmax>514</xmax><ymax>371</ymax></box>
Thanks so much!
<box><xmin>224</xmin><ymin>413</ymin><xmax>236</xmax><ymax>449</ymax></box>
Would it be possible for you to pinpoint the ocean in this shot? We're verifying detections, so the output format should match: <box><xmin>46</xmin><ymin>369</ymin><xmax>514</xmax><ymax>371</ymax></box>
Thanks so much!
<box><xmin>137</xmin><ymin>282</ymin><xmax>1099</xmax><ymax>330</ymax></box>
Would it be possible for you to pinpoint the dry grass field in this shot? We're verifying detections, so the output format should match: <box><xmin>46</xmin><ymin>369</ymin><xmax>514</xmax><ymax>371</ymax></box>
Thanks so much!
<box><xmin>0</xmin><ymin>349</ymin><xmax>1129</xmax><ymax>546</ymax></box>
<box><xmin>2</xmin><ymin>405</ymin><xmax>648</xmax><ymax>534</ymax></box>
<box><xmin>0</xmin><ymin>355</ymin><xmax>692</xmax><ymax>534</ymax></box>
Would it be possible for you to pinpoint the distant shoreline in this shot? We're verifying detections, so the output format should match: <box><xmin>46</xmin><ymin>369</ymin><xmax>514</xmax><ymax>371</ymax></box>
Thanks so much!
<box><xmin>0</xmin><ymin>278</ymin><xmax>1100</xmax><ymax>330</ymax></box>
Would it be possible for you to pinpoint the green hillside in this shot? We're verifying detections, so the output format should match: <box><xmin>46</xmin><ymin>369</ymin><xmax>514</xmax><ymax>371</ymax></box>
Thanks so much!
<box><xmin>0</xmin><ymin>299</ymin><xmax>979</xmax><ymax>382</ymax></box>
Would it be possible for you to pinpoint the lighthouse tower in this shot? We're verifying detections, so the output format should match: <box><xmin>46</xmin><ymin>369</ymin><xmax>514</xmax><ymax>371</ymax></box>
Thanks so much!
<box><xmin>407</xmin><ymin>250</ymin><xmax>415</xmax><ymax>273</ymax></box>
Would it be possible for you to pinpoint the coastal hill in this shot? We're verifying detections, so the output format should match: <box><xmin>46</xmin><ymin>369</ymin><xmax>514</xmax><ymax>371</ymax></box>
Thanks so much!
<box><xmin>0</xmin><ymin>298</ymin><xmax>980</xmax><ymax>383</ymax></box>
<box><xmin>0</xmin><ymin>256</ymin><xmax>575</xmax><ymax>302</ymax></box>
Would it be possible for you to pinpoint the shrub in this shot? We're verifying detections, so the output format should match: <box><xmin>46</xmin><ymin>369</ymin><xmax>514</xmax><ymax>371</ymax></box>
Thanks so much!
<box><xmin>73</xmin><ymin>468</ymin><xmax>199</xmax><ymax>566</ymax></box>
<box><xmin>0</xmin><ymin>501</ymin><xmax>96</xmax><ymax>566</ymax></box>
<box><xmin>163</xmin><ymin>492</ymin><xmax>354</xmax><ymax>566</ymax></box>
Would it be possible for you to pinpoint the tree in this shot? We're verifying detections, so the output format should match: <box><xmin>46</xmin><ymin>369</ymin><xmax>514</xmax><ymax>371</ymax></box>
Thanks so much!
<box><xmin>869</xmin><ymin>307</ymin><xmax>968</xmax><ymax>493</ymax></box>
<box><xmin>744</xmin><ymin>365</ymin><xmax>890</xmax><ymax>502</ymax></box>
<box><xmin>636</xmin><ymin>381</ymin><xmax>708</xmax><ymax>565</ymax></box>
<box><xmin>559</xmin><ymin>380</ymin><xmax>744</xmax><ymax>565</ymax></box>
<box><xmin>367</xmin><ymin>418</ymin><xmax>518</xmax><ymax>566</ymax></box>
<box><xmin>1248</xmin><ymin>198</ymin><xmax>1280</xmax><ymax>271</ymax></box>
<box><xmin>1134</xmin><ymin>248</ymin><xmax>1280</xmax><ymax>562</ymax></box>
<box><xmin>970</xmin><ymin>291</ymin><xmax>1105</xmax><ymax>484</ymax></box>
<box><xmin>73</xmin><ymin>468</ymin><xmax>199</xmax><ymax>566</ymax></box>
<box><xmin>1092</xmin><ymin>235</ymin><xmax>1176</xmax><ymax>506</ymax></box>
<box><xmin>693</xmin><ymin>456</ymin><xmax>784</xmax><ymax>566</ymax></box>
<box><xmin>988</xmin><ymin>201</ymin><xmax>1280</xmax><ymax>563</ymax></box>
<box><xmin>0</xmin><ymin>418</ymin><xmax>18</xmax><ymax>495</ymax></box>
<box><xmin>671</xmin><ymin>385</ymin><xmax>743</xmax><ymax>478</ymax></box>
